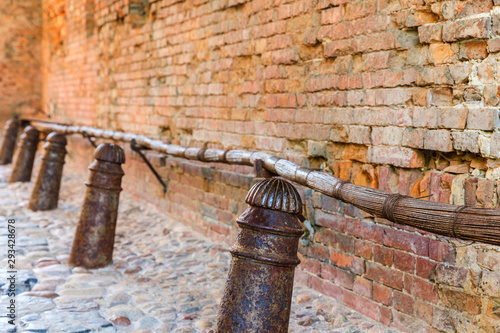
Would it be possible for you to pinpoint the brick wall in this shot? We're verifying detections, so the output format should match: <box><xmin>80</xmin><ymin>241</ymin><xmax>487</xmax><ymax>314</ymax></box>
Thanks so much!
<box><xmin>0</xmin><ymin>0</ymin><xmax>42</xmax><ymax>125</ymax></box>
<box><xmin>18</xmin><ymin>0</ymin><xmax>500</xmax><ymax>331</ymax></box>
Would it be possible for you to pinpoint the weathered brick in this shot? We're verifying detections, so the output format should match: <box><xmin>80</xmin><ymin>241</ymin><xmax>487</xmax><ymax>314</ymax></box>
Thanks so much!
<box><xmin>459</xmin><ymin>41</ymin><xmax>488</xmax><ymax>60</ymax></box>
<box><xmin>428</xmin><ymin>43</ymin><xmax>457</xmax><ymax>64</ymax></box>
<box><xmin>418</xmin><ymin>23</ymin><xmax>442</xmax><ymax>44</ymax></box>
<box><xmin>430</xmin><ymin>263</ymin><xmax>469</xmax><ymax>287</ymax></box>
<box><xmin>439</xmin><ymin>288</ymin><xmax>482</xmax><ymax>315</ymax></box>
<box><xmin>423</xmin><ymin>130</ymin><xmax>453</xmax><ymax>152</ymax></box>
<box><xmin>452</xmin><ymin>131</ymin><xmax>480</xmax><ymax>153</ymax></box>
<box><xmin>367</xmin><ymin>146</ymin><xmax>425</xmax><ymax>168</ymax></box>
<box><xmin>442</xmin><ymin>16</ymin><xmax>491</xmax><ymax>42</ymax></box>
<box><xmin>324</xmin><ymin>39</ymin><xmax>356</xmax><ymax>57</ymax></box>
<box><xmin>321</xmin><ymin>6</ymin><xmax>342</xmax><ymax>25</ymax></box>
<box><xmin>467</xmin><ymin>108</ymin><xmax>500</xmax><ymax>130</ymax></box>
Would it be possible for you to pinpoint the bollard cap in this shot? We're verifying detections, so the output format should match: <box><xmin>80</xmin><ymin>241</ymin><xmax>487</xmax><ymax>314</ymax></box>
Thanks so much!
<box><xmin>4</xmin><ymin>119</ymin><xmax>18</xmax><ymax>130</ymax></box>
<box><xmin>94</xmin><ymin>143</ymin><xmax>125</xmax><ymax>164</ymax></box>
<box><xmin>22</xmin><ymin>126</ymin><xmax>40</xmax><ymax>138</ymax></box>
<box><xmin>245</xmin><ymin>177</ymin><xmax>302</xmax><ymax>214</ymax></box>
<box><xmin>47</xmin><ymin>132</ymin><xmax>67</xmax><ymax>145</ymax></box>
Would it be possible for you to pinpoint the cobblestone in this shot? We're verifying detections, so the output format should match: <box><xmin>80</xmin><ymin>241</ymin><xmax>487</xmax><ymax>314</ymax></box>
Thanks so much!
<box><xmin>0</xmin><ymin>166</ymin><xmax>400</xmax><ymax>332</ymax></box>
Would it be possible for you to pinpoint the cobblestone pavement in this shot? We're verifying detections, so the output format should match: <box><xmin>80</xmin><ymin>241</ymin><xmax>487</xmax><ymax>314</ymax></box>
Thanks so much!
<box><xmin>0</xmin><ymin>165</ymin><xmax>401</xmax><ymax>333</ymax></box>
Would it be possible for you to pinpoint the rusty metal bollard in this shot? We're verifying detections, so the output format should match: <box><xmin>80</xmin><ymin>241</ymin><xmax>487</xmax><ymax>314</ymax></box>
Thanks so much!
<box><xmin>28</xmin><ymin>132</ymin><xmax>68</xmax><ymax>211</ymax></box>
<box><xmin>0</xmin><ymin>119</ymin><xmax>19</xmax><ymax>165</ymax></box>
<box><xmin>215</xmin><ymin>177</ymin><xmax>304</xmax><ymax>333</ymax></box>
<box><xmin>9</xmin><ymin>126</ymin><xmax>40</xmax><ymax>183</ymax></box>
<box><xmin>68</xmin><ymin>143</ymin><xmax>125</xmax><ymax>269</ymax></box>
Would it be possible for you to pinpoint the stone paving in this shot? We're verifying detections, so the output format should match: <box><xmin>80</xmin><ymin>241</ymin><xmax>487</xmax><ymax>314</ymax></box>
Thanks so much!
<box><xmin>0</xmin><ymin>165</ymin><xmax>401</xmax><ymax>333</ymax></box>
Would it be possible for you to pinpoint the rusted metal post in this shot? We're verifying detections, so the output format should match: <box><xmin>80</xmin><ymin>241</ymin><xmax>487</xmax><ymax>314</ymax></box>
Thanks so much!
<box><xmin>28</xmin><ymin>132</ymin><xmax>67</xmax><ymax>211</ymax></box>
<box><xmin>0</xmin><ymin>119</ymin><xmax>19</xmax><ymax>165</ymax></box>
<box><xmin>68</xmin><ymin>143</ymin><xmax>125</xmax><ymax>269</ymax></box>
<box><xmin>8</xmin><ymin>126</ymin><xmax>40</xmax><ymax>183</ymax></box>
<box><xmin>215</xmin><ymin>177</ymin><xmax>304</xmax><ymax>333</ymax></box>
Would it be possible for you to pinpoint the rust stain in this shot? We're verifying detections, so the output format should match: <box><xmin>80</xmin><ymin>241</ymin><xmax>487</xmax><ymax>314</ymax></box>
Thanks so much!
<box><xmin>68</xmin><ymin>143</ymin><xmax>125</xmax><ymax>269</ymax></box>
<box><xmin>0</xmin><ymin>119</ymin><xmax>19</xmax><ymax>165</ymax></box>
<box><xmin>215</xmin><ymin>178</ymin><xmax>304</xmax><ymax>333</ymax></box>
<box><xmin>9</xmin><ymin>125</ymin><xmax>40</xmax><ymax>182</ymax></box>
<box><xmin>28</xmin><ymin>131</ymin><xmax>67</xmax><ymax>211</ymax></box>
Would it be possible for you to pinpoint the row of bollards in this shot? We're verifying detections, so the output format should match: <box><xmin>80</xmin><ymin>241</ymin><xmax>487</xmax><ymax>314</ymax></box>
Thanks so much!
<box><xmin>0</xmin><ymin>119</ymin><xmax>304</xmax><ymax>332</ymax></box>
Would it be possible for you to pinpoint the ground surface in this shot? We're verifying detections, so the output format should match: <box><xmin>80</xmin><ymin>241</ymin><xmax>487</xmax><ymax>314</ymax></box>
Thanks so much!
<box><xmin>0</xmin><ymin>165</ymin><xmax>401</xmax><ymax>332</ymax></box>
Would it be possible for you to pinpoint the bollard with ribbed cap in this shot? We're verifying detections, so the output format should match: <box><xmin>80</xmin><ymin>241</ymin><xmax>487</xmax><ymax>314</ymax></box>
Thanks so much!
<box><xmin>215</xmin><ymin>177</ymin><xmax>304</xmax><ymax>333</ymax></box>
<box><xmin>9</xmin><ymin>126</ymin><xmax>40</xmax><ymax>183</ymax></box>
<box><xmin>29</xmin><ymin>132</ymin><xmax>67</xmax><ymax>211</ymax></box>
<box><xmin>0</xmin><ymin>119</ymin><xmax>19</xmax><ymax>165</ymax></box>
<box><xmin>68</xmin><ymin>143</ymin><xmax>125</xmax><ymax>269</ymax></box>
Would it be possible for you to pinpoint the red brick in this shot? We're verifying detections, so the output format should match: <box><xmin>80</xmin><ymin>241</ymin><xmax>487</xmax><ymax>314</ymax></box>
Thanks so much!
<box><xmin>345</xmin><ymin>219</ymin><xmax>384</xmax><ymax>243</ymax></box>
<box><xmin>353</xmin><ymin>276</ymin><xmax>373</xmax><ymax>298</ymax></box>
<box><xmin>307</xmin><ymin>243</ymin><xmax>330</xmax><ymax>262</ymax></box>
<box><xmin>366</xmin><ymin>262</ymin><xmax>404</xmax><ymax>290</ymax></box>
<box><xmin>380</xmin><ymin>306</ymin><xmax>392</xmax><ymax>326</ymax></box>
<box><xmin>373</xmin><ymin>283</ymin><xmax>393</xmax><ymax>306</ymax></box>
<box><xmin>311</xmin><ymin>275</ymin><xmax>344</xmax><ymax>300</ymax></box>
<box><xmin>393</xmin><ymin>291</ymin><xmax>414</xmax><ymax>315</ymax></box>
<box><xmin>315</xmin><ymin>210</ymin><xmax>348</xmax><ymax>231</ymax></box>
<box><xmin>429</xmin><ymin>240</ymin><xmax>455</xmax><ymax>263</ymax></box>
<box><xmin>330</xmin><ymin>249</ymin><xmax>364</xmax><ymax>274</ymax></box>
<box><xmin>321</xmin><ymin>264</ymin><xmax>355</xmax><ymax>289</ymax></box>
<box><xmin>343</xmin><ymin>290</ymin><xmax>380</xmax><ymax>321</ymax></box>
<box><xmin>374</xmin><ymin>245</ymin><xmax>393</xmax><ymax>266</ymax></box>
<box><xmin>394</xmin><ymin>250</ymin><xmax>415</xmax><ymax>273</ymax></box>
<box><xmin>383</xmin><ymin>228</ymin><xmax>429</xmax><ymax>256</ymax></box>
<box><xmin>334</xmin><ymin>233</ymin><xmax>356</xmax><ymax>253</ymax></box>
<box><xmin>355</xmin><ymin>239</ymin><xmax>374</xmax><ymax>260</ymax></box>
<box><xmin>404</xmin><ymin>275</ymin><xmax>438</xmax><ymax>304</ymax></box>
<box><xmin>416</xmin><ymin>257</ymin><xmax>437</xmax><ymax>279</ymax></box>
<box><xmin>305</xmin><ymin>258</ymin><xmax>321</xmax><ymax>276</ymax></box>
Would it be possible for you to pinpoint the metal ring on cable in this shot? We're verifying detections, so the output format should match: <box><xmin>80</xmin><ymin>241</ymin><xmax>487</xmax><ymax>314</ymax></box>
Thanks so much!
<box><xmin>221</xmin><ymin>150</ymin><xmax>230</xmax><ymax>163</ymax></box>
<box><xmin>451</xmin><ymin>205</ymin><xmax>467</xmax><ymax>239</ymax></box>
<box><xmin>332</xmin><ymin>179</ymin><xmax>347</xmax><ymax>201</ymax></box>
<box><xmin>382</xmin><ymin>194</ymin><xmax>408</xmax><ymax>222</ymax></box>
<box><xmin>197</xmin><ymin>148</ymin><xmax>207</xmax><ymax>162</ymax></box>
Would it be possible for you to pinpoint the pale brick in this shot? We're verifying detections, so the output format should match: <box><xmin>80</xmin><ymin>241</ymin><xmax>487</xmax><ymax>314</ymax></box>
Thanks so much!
<box><xmin>418</xmin><ymin>23</ymin><xmax>442</xmax><ymax>44</ymax></box>
<box><xmin>452</xmin><ymin>131</ymin><xmax>480</xmax><ymax>153</ymax></box>
<box><xmin>367</xmin><ymin>146</ymin><xmax>425</xmax><ymax>168</ymax></box>
<box><xmin>423</xmin><ymin>130</ymin><xmax>453</xmax><ymax>152</ymax></box>
<box><xmin>442</xmin><ymin>16</ymin><xmax>491</xmax><ymax>42</ymax></box>
<box><xmin>490</xmin><ymin>131</ymin><xmax>500</xmax><ymax>158</ymax></box>
<box><xmin>488</xmin><ymin>37</ymin><xmax>500</xmax><ymax>53</ymax></box>
<box><xmin>467</xmin><ymin>108</ymin><xmax>500</xmax><ymax>130</ymax></box>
